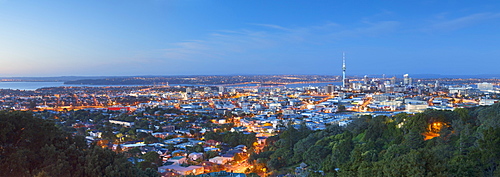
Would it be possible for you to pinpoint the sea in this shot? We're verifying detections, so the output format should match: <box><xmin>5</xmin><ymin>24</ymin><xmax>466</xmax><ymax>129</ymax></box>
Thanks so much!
<box><xmin>0</xmin><ymin>82</ymin><xmax>152</xmax><ymax>90</ymax></box>
<box><xmin>0</xmin><ymin>82</ymin><xmax>66</xmax><ymax>90</ymax></box>
<box><xmin>0</xmin><ymin>81</ymin><xmax>343</xmax><ymax>90</ymax></box>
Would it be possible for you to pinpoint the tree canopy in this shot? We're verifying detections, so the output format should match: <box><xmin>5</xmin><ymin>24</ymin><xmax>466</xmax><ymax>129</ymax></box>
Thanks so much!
<box><xmin>255</xmin><ymin>104</ymin><xmax>500</xmax><ymax>176</ymax></box>
<box><xmin>0</xmin><ymin>111</ymin><xmax>157</xmax><ymax>177</ymax></box>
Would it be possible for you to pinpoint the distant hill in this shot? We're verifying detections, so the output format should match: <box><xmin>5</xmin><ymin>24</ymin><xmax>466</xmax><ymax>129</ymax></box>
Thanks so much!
<box><xmin>3</xmin><ymin>74</ymin><xmax>500</xmax><ymax>85</ymax></box>
<box><xmin>63</xmin><ymin>75</ymin><xmax>339</xmax><ymax>85</ymax></box>
<box><xmin>411</xmin><ymin>74</ymin><xmax>500</xmax><ymax>79</ymax></box>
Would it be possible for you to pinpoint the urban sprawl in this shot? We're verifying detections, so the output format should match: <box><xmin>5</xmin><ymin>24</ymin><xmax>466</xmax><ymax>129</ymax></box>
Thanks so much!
<box><xmin>1</xmin><ymin>74</ymin><xmax>499</xmax><ymax>176</ymax></box>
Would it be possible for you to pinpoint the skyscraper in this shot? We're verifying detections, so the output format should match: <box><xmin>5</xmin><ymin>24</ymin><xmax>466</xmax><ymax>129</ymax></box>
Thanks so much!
<box><xmin>390</xmin><ymin>76</ymin><xmax>396</xmax><ymax>85</ymax></box>
<box><xmin>342</xmin><ymin>52</ymin><xmax>346</xmax><ymax>88</ymax></box>
<box><xmin>325</xmin><ymin>84</ymin><xmax>335</xmax><ymax>94</ymax></box>
<box><xmin>403</xmin><ymin>74</ymin><xmax>412</xmax><ymax>86</ymax></box>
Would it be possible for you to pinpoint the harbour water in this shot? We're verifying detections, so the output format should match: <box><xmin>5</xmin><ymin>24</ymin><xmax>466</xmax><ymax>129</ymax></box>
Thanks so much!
<box><xmin>0</xmin><ymin>82</ymin><xmax>158</xmax><ymax>90</ymax></box>
<box><xmin>0</xmin><ymin>82</ymin><xmax>65</xmax><ymax>90</ymax></box>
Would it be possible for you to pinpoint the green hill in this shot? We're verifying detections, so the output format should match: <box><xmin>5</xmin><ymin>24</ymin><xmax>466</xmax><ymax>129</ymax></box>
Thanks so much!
<box><xmin>253</xmin><ymin>104</ymin><xmax>500</xmax><ymax>176</ymax></box>
<box><xmin>0</xmin><ymin>111</ymin><xmax>156</xmax><ymax>177</ymax></box>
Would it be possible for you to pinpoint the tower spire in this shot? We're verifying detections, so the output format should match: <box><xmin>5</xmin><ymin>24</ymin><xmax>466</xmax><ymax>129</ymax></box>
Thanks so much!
<box><xmin>342</xmin><ymin>52</ymin><xmax>346</xmax><ymax>88</ymax></box>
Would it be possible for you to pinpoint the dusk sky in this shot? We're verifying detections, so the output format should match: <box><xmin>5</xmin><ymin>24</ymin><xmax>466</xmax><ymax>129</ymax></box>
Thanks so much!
<box><xmin>1</xmin><ymin>0</ymin><xmax>499</xmax><ymax>77</ymax></box>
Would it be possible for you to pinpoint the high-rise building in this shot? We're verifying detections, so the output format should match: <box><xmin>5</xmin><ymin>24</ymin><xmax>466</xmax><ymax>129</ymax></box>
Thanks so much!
<box><xmin>325</xmin><ymin>84</ymin><xmax>335</xmax><ymax>94</ymax></box>
<box><xmin>390</xmin><ymin>76</ymin><xmax>396</xmax><ymax>85</ymax></box>
<box><xmin>218</xmin><ymin>86</ymin><xmax>225</xmax><ymax>93</ymax></box>
<box><xmin>403</xmin><ymin>74</ymin><xmax>412</xmax><ymax>86</ymax></box>
<box><xmin>477</xmin><ymin>82</ymin><xmax>493</xmax><ymax>91</ymax></box>
<box><xmin>364</xmin><ymin>75</ymin><xmax>369</xmax><ymax>85</ymax></box>
<box><xmin>342</xmin><ymin>52</ymin><xmax>346</xmax><ymax>88</ymax></box>
<box><xmin>186</xmin><ymin>87</ymin><xmax>193</xmax><ymax>94</ymax></box>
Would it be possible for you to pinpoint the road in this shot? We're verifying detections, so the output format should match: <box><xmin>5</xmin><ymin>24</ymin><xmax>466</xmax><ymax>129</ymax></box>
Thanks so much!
<box><xmin>225</xmin><ymin>160</ymin><xmax>252</xmax><ymax>173</ymax></box>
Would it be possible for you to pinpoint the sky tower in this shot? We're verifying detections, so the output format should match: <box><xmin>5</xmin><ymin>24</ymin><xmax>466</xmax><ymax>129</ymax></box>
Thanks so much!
<box><xmin>342</xmin><ymin>52</ymin><xmax>346</xmax><ymax>88</ymax></box>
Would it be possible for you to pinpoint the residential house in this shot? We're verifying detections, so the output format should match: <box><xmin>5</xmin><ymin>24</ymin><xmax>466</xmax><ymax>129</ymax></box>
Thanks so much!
<box><xmin>208</xmin><ymin>156</ymin><xmax>231</xmax><ymax>165</ymax></box>
<box><xmin>158</xmin><ymin>164</ymin><xmax>204</xmax><ymax>175</ymax></box>
<box><xmin>189</xmin><ymin>152</ymin><xmax>204</xmax><ymax>161</ymax></box>
<box><xmin>168</xmin><ymin>156</ymin><xmax>187</xmax><ymax>165</ymax></box>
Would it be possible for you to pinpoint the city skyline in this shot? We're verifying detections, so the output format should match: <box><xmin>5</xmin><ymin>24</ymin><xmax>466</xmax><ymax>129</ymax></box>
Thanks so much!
<box><xmin>1</xmin><ymin>1</ymin><xmax>500</xmax><ymax>77</ymax></box>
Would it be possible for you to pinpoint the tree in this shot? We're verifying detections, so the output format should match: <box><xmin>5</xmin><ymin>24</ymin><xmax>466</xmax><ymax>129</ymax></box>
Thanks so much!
<box><xmin>403</xmin><ymin>130</ymin><xmax>424</xmax><ymax>150</ymax></box>
<box><xmin>101</xmin><ymin>128</ymin><xmax>117</xmax><ymax>142</ymax></box>
<box><xmin>137</xmin><ymin>132</ymin><xmax>149</xmax><ymax>139</ymax></box>
<box><xmin>204</xmin><ymin>151</ymin><xmax>219</xmax><ymax>160</ymax></box>
<box><xmin>127</xmin><ymin>147</ymin><xmax>142</xmax><ymax>158</ymax></box>
<box><xmin>331</xmin><ymin>132</ymin><xmax>354</xmax><ymax>166</ymax></box>
<box><xmin>303</xmin><ymin>145</ymin><xmax>329</xmax><ymax>169</ymax></box>
<box><xmin>144</xmin><ymin>135</ymin><xmax>159</xmax><ymax>144</ymax></box>
<box><xmin>478</xmin><ymin>127</ymin><xmax>500</xmax><ymax>176</ymax></box>
<box><xmin>454</xmin><ymin>108</ymin><xmax>470</xmax><ymax>122</ymax></box>
<box><xmin>189</xmin><ymin>144</ymin><xmax>204</xmax><ymax>153</ymax></box>
<box><xmin>139</xmin><ymin>151</ymin><xmax>161</xmax><ymax>170</ymax></box>
<box><xmin>0</xmin><ymin>110</ymin><xmax>156</xmax><ymax>177</ymax></box>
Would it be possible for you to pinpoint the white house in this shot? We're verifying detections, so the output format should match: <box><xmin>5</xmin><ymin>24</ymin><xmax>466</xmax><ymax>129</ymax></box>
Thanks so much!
<box><xmin>208</xmin><ymin>156</ymin><xmax>232</xmax><ymax>165</ymax></box>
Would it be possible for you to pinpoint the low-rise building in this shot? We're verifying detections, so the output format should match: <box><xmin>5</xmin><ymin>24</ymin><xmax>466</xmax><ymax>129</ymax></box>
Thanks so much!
<box><xmin>158</xmin><ymin>164</ymin><xmax>204</xmax><ymax>175</ymax></box>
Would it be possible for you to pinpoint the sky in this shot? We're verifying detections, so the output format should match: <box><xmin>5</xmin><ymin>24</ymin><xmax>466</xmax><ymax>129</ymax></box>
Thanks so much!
<box><xmin>0</xmin><ymin>0</ymin><xmax>499</xmax><ymax>77</ymax></box>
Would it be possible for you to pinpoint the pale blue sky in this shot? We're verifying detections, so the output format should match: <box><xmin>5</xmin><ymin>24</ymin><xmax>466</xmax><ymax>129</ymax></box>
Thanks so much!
<box><xmin>0</xmin><ymin>0</ymin><xmax>499</xmax><ymax>76</ymax></box>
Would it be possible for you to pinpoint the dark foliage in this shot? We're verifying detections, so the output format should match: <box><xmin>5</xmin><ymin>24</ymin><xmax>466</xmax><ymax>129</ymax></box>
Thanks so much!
<box><xmin>0</xmin><ymin>111</ymin><xmax>157</xmax><ymax>177</ymax></box>
<box><xmin>258</xmin><ymin>104</ymin><xmax>500</xmax><ymax>176</ymax></box>
<box><xmin>204</xmin><ymin>131</ymin><xmax>256</xmax><ymax>148</ymax></box>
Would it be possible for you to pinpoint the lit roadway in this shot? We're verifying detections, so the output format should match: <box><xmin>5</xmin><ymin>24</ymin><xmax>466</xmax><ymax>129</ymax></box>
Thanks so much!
<box><xmin>225</xmin><ymin>160</ymin><xmax>252</xmax><ymax>173</ymax></box>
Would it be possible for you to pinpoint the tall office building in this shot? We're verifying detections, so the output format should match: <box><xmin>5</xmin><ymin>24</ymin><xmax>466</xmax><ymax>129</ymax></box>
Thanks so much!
<box><xmin>477</xmin><ymin>82</ymin><xmax>493</xmax><ymax>91</ymax></box>
<box><xmin>218</xmin><ymin>86</ymin><xmax>225</xmax><ymax>93</ymax></box>
<box><xmin>403</xmin><ymin>74</ymin><xmax>412</xmax><ymax>86</ymax></box>
<box><xmin>342</xmin><ymin>52</ymin><xmax>347</xmax><ymax>88</ymax></box>
<box><xmin>325</xmin><ymin>84</ymin><xmax>335</xmax><ymax>94</ymax></box>
<box><xmin>390</xmin><ymin>76</ymin><xmax>396</xmax><ymax>85</ymax></box>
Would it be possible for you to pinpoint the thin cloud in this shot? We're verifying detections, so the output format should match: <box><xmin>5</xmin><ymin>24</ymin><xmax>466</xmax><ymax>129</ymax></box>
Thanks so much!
<box><xmin>162</xmin><ymin>40</ymin><xmax>215</xmax><ymax>61</ymax></box>
<box><xmin>248</xmin><ymin>23</ymin><xmax>291</xmax><ymax>31</ymax></box>
<box><xmin>429</xmin><ymin>12</ymin><xmax>500</xmax><ymax>31</ymax></box>
<box><xmin>162</xmin><ymin>29</ymin><xmax>279</xmax><ymax>61</ymax></box>
<box><xmin>160</xmin><ymin>21</ymin><xmax>400</xmax><ymax>63</ymax></box>
<box><xmin>330</xmin><ymin>21</ymin><xmax>399</xmax><ymax>38</ymax></box>
<box><xmin>310</xmin><ymin>22</ymin><xmax>340</xmax><ymax>30</ymax></box>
